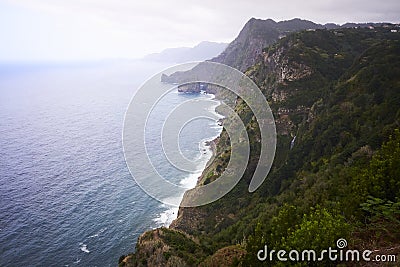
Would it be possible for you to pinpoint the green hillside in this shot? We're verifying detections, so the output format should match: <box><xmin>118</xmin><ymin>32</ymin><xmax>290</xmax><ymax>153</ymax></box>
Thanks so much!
<box><xmin>121</xmin><ymin>26</ymin><xmax>400</xmax><ymax>267</ymax></box>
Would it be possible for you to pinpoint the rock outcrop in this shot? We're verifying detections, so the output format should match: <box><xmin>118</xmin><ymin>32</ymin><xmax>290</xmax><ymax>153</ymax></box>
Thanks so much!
<box><xmin>121</xmin><ymin>21</ymin><xmax>400</xmax><ymax>267</ymax></box>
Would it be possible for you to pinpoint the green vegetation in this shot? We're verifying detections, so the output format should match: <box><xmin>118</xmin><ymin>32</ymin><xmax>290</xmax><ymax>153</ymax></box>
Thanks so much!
<box><xmin>125</xmin><ymin>27</ymin><xmax>400</xmax><ymax>266</ymax></box>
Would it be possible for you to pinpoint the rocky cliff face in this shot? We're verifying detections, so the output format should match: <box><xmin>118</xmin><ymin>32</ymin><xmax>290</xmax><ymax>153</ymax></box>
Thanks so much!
<box><xmin>211</xmin><ymin>18</ymin><xmax>280</xmax><ymax>72</ymax></box>
<box><xmin>168</xmin><ymin>31</ymin><xmax>318</xmax><ymax>235</ymax></box>
<box><xmin>211</xmin><ymin>18</ymin><xmax>327</xmax><ymax>72</ymax></box>
<box><xmin>177</xmin><ymin>82</ymin><xmax>221</xmax><ymax>94</ymax></box>
<box><xmin>161</xmin><ymin>18</ymin><xmax>388</xmax><ymax>84</ymax></box>
<box><xmin>161</xmin><ymin>18</ymin><xmax>329</xmax><ymax>84</ymax></box>
<box><xmin>120</xmin><ymin>22</ymin><xmax>400</xmax><ymax>267</ymax></box>
<box><xmin>122</xmin><ymin>28</ymin><xmax>322</xmax><ymax>267</ymax></box>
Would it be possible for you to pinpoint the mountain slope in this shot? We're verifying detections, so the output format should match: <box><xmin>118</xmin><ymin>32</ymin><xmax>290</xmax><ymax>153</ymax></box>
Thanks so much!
<box><xmin>211</xmin><ymin>18</ymin><xmax>326</xmax><ymax>71</ymax></box>
<box><xmin>214</xmin><ymin>18</ymin><xmax>395</xmax><ymax>72</ymax></box>
<box><xmin>143</xmin><ymin>41</ymin><xmax>227</xmax><ymax>63</ymax></box>
<box><xmin>161</xmin><ymin>18</ymin><xmax>393</xmax><ymax>84</ymax></box>
<box><xmin>120</xmin><ymin>24</ymin><xmax>400</xmax><ymax>267</ymax></box>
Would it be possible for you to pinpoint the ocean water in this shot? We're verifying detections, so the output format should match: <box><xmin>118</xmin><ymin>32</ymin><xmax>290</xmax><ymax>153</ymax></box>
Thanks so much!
<box><xmin>0</xmin><ymin>61</ymin><xmax>222</xmax><ymax>266</ymax></box>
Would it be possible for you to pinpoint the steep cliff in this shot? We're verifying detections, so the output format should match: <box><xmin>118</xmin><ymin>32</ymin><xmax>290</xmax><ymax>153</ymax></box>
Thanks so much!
<box><xmin>161</xmin><ymin>18</ymin><xmax>391</xmax><ymax>84</ymax></box>
<box><xmin>161</xmin><ymin>18</ymin><xmax>329</xmax><ymax>84</ymax></box>
<box><xmin>211</xmin><ymin>18</ymin><xmax>326</xmax><ymax>72</ymax></box>
<box><xmin>121</xmin><ymin>24</ymin><xmax>400</xmax><ymax>267</ymax></box>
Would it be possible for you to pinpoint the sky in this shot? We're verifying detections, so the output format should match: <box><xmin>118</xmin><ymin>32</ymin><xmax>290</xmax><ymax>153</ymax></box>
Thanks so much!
<box><xmin>0</xmin><ymin>0</ymin><xmax>399</xmax><ymax>62</ymax></box>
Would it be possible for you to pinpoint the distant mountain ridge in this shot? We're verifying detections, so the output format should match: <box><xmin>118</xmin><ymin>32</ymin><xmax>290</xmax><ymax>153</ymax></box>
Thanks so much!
<box><xmin>211</xmin><ymin>18</ymin><xmax>396</xmax><ymax>71</ymax></box>
<box><xmin>143</xmin><ymin>41</ymin><xmax>227</xmax><ymax>63</ymax></box>
<box><xmin>162</xmin><ymin>18</ymin><xmax>397</xmax><ymax>84</ymax></box>
<box><xmin>120</xmin><ymin>18</ymin><xmax>400</xmax><ymax>267</ymax></box>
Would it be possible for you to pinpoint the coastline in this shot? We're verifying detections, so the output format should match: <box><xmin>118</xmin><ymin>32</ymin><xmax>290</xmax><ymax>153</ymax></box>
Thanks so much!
<box><xmin>152</xmin><ymin>92</ymin><xmax>223</xmax><ymax>228</ymax></box>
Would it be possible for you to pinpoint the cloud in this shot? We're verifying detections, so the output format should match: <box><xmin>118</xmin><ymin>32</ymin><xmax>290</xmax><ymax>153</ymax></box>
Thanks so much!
<box><xmin>1</xmin><ymin>0</ymin><xmax>399</xmax><ymax>61</ymax></box>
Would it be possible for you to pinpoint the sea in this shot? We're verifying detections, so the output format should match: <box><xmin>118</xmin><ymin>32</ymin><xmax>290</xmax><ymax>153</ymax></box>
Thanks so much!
<box><xmin>0</xmin><ymin>60</ymin><xmax>222</xmax><ymax>266</ymax></box>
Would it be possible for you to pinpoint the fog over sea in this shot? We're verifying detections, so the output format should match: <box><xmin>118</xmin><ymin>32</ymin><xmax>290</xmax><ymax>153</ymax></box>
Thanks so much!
<box><xmin>0</xmin><ymin>60</ymin><xmax>222</xmax><ymax>266</ymax></box>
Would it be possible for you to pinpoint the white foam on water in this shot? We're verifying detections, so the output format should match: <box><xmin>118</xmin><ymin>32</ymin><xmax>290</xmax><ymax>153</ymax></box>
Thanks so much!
<box><xmin>152</xmin><ymin>92</ymin><xmax>223</xmax><ymax>227</ymax></box>
<box><xmin>79</xmin><ymin>243</ymin><xmax>90</xmax><ymax>253</ymax></box>
<box><xmin>153</xmin><ymin>204</ymin><xmax>179</xmax><ymax>227</ymax></box>
<box><xmin>179</xmin><ymin>171</ymin><xmax>202</xmax><ymax>189</ymax></box>
<box><xmin>210</xmin><ymin>125</ymin><xmax>223</xmax><ymax>130</ymax></box>
<box><xmin>88</xmin><ymin>227</ymin><xmax>107</xmax><ymax>239</ymax></box>
<box><xmin>88</xmin><ymin>233</ymin><xmax>99</xmax><ymax>238</ymax></box>
<box><xmin>152</xmin><ymin>136</ymin><xmax>216</xmax><ymax>227</ymax></box>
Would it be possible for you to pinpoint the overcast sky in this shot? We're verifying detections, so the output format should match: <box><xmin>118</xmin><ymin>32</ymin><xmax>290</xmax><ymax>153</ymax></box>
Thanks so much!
<box><xmin>1</xmin><ymin>0</ymin><xmax>399</xmax><ymax>62</ymax></box>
